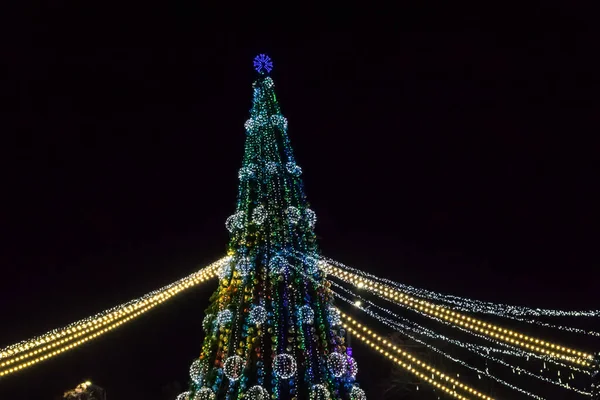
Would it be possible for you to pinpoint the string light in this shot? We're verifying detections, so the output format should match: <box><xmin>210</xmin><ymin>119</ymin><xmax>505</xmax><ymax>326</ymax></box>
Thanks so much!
<box><xmin>341</xmin><ymin>317</ymin><xmax>482</xmax><ymax>400</ymax></box>
<box><xmin>323</xmin><ymin>262</ymin><xmax>593</xmax><ymax>365</ymax></box>
<box><xmin>0</xmin><ymin>258</ymin><xmax>225</xmax><ymax>376</ymax></box>
<box><xmin>323</xmin><ymin>256</ymin><xmax>600</xmax><ymax>325</ymax></box>
<box><xmin>331</xmin><ymin>284</ymin><xmax>590</xmax><ymax>399</ymax></box>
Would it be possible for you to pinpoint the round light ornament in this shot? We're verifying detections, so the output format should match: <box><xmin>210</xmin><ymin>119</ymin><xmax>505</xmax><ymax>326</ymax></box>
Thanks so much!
<box><xmin>217</xmin><ymin>309</ymin><xmax>233</xmax><ymax>327</ymax></box>
<box><xmin>309</xmin><ymin>384</ymin><xmax>331</xmax><ymax>400</ymax></box>
<box><xmin>273</xmin><ymin>353</ymin><xmax>297</xmax><ymax>379</ymax></box>
<box><xmin>224</xmin><ymin>355</ymin><xmax>245</xmax><ymax>381</ymax></box>
<box><xmin>286</xmin><ymin>206</ymin><xmax>301</xmax><ymax>225</ymax></box>
<box><xmin>190</xmin><ymin>358</ymin><xmax>205</xmax><ymax>384</ymax></box>
<box><xmin>252</xmin><ymin>205</ymin><xmax>267</xmax><ymax>225</ymax></box>
<box><xmin>244</xmin><ymin>385</ymin><xmax>269</xmax><ymax>400</ymax></box>
<box><xmin>176</xmin><ymin>392</ymin><xmax>190</xmax><ymax>400</ymax></box>
<box><xmin>327</xmin><ymin>352</ymin><xmax>347</xmax><ymax>378</ymax></box>
<box><xmin>249</xmin><ymin>305</ymin><xmax>267</xmax><ymax>325</ymax></box>
<box><xmin>347</xmin><ymin>357</ymin><xmax>359</xmax><ymax>378</ymax></box>
<box><xmin>298</xmin><ymin>305</ymin><xmax>315</xmax><ymax>324</ymax></box>
<box><xmin>349</xmin><ymin>386</ymin><xmax>367</xmax><ymax>400</ymax></box>
<box><xmin>328</xmin><ymin>306</ymin><xmax>341</xmax><ymax>326</ymax></box>
<box><xmin>193</xmin><ymin>387</ymin><xmax>216</xmax><ymax>400</ymax></box>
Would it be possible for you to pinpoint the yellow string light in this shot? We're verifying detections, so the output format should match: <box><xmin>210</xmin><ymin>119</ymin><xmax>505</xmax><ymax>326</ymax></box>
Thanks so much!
<box><xmin>340</xmin><ymin>312</ymin><xmax>492</xmax><ymax>400</ymax></box>
<box><xmin>0</xmin><ymin>260</ymin><xmax>224</xmax><ymax>376</ymax></box>
<box><xmin>326</xmin><ymin>265</ymin><xmax>593</xmax><ymax>366</ymax></box>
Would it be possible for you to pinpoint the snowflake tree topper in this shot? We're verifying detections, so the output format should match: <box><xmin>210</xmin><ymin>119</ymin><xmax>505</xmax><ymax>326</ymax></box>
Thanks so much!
<box><xmin>253</xmin><ymin>54</ymin><xmax>273</xmax><ymax>74</ymax></box>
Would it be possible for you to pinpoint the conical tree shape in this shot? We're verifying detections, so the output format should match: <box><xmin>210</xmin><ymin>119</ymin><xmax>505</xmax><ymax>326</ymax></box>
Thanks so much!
<box><xmin>180</xmin><ymin>55</ymin><xmax>365</xmax><ymax>400</ymax></box>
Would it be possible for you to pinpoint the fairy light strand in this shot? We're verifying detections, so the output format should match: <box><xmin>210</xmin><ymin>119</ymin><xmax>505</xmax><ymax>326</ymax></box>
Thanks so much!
<box><xmin>322</xmin><ymin>262</ymin><xmax>593</xmax><ymax>365</ymax></box>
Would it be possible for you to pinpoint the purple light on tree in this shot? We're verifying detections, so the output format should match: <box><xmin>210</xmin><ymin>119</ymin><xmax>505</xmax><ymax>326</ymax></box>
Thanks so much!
<box><xmin>253</xmin><ymin>54</ymin><xmax>273</xmax><ymax>74</ymax></box>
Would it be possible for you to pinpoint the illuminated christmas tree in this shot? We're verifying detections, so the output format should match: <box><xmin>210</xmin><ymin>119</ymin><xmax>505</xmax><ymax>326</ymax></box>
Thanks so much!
<box><xmin>176</xmin><ymin>55</ymin><xmax>365</xmax><ymax>400</ymax></box>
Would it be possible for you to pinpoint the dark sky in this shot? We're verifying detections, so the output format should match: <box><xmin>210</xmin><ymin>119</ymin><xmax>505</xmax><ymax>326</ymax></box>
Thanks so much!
<box><xmin>1</xmin><ymin>1</ymin><xmax>599</xmax><ymax>399</ymax></box>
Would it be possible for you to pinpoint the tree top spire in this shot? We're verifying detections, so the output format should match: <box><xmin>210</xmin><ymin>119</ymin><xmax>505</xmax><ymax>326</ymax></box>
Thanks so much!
<box><xmin>253</xmin><ymin>54</ymin><xmax>273</xmax><ymax>75</ymax></box>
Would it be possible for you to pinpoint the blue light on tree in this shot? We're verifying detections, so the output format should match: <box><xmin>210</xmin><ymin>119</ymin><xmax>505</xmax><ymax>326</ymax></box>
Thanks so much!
<box><xmin>253</xmin><ymin>54</ymin><xmax>273</xmax><ymax>74</ymax></box>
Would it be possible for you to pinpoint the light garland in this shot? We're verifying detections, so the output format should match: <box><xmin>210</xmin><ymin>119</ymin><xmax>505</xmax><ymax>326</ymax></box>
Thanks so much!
<box><xmin>331</xmin><ymin>284</ymin><xmax>582</xmax><ymax>399</ymax></box>
<box><xmin>341</xmin><ymin>313</ymin><xmax>490</xmax><ymax>400</ymax></box>
<box><xmin>323</xmin><ymin>263</ymin><xmax>593</xmax><ymax>366</ymax></box>
<box><xmin>0</xmin><ymin>258</ymin><xmax>225</xmax><ymax>377</ymax></box>
<box><xmin>324</xmin><ymin>257</ymin><xmax>600</xmax><ymax>320</ymax></box>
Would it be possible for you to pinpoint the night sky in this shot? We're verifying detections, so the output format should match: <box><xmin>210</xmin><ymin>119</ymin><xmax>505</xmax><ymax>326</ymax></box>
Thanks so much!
<box><xmin>1</xmin><ymin>2</ymin><xmax>599</xmax><ymax>399</ymax></box>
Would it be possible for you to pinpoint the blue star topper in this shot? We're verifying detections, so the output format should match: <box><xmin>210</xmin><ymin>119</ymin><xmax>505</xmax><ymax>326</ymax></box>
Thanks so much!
<box><xmin>253</xmin><ymin>54</ymin><xmax>273</xmax><ymax>74</ymax></box>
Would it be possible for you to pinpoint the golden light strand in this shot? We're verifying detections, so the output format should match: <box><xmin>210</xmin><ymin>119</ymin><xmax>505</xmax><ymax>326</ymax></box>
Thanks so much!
<box><xmin>326</xmin><ymin>265</ymin><xmax>592</xmax><ymax>366</ymax></box>
<box><xmin>341</xmin><ymin>312</ymin><xmax>492</xmax><ymax>400</ymax></box>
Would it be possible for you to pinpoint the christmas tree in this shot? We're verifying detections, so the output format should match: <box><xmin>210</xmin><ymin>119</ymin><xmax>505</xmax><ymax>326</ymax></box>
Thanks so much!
<box><xmin>177</xmin><ymin>55</ymin><xmax>365</xmax><ymax>400</ymax></box>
